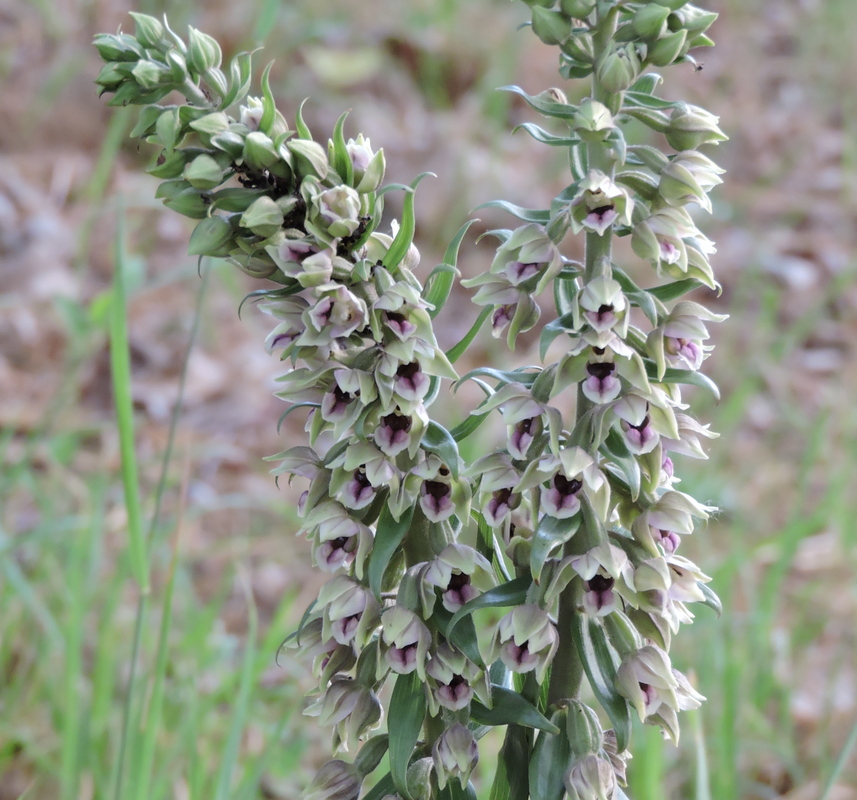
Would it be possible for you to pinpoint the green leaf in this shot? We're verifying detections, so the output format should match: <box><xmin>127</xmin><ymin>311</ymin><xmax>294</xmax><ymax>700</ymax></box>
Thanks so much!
<box><xmin>647</xmin><ymin>365</ymin><xmax>721</xmax><ymax>401</ymax></box>
<box><xmin>294</xmin><ymin>98</ymin><xmax>313</xmax><ymax>139</ymax></box>
<box><xmin>623</xmin><ymin>89</ymin><xmax>677</xmax><ymax>110</ymax></box>
<box><xmin>449</xmin><ymin>411</ymin><xmax>489</xmax><ymax>443</ymax></box>
<box><xmin>699</xmin><ymin>582</ymin><xmax>722</xmax><ymax>616</ymax></box>
<box><xmin>539</xmin><ymin>313</ymin><xmax>576</xmax><ymax>361</ymax></box>
<box><xmin>258</xmin><ymin>61</ymin><xmax>276</xmax><ymax>136</ymax></box>
<box><xmin>553</xmin><ymin>275</ymin><xmax>578</xmax><ymax>317</ymax></box>
<box><xmin>424</xmin><ymin>218</ymin><xmax>478</xmax><ymax>317</ymax></box>
<box><xmin>382</xmin><ymin>172</ymin><xmax>434</xmax><ymax>273</ymax></box>
<box><xmin>355</xmin><ymin>735</ymin><xmax>390</xmax><ymax>777</ymax></box>
<box><xmin>529</xmin><ymin>710</ymin><xmax>570</xmax><ymax>800</ymax></box>
<box><xmin>647</xmin><ymin>278</ymin><xmax>704</xmax><ymax>302</ymax></box>
<box><xmin>446</xmin><ymin>306</ymin><xmax>492</xmax><ymax>365</ymax></box>
<box><xmin>530</xmin><ymin>515</ymin><xmax>580</xmax><ymax>583</ymax></box>
<box><xmin>499</xmin><ymin>85</ymin><xmax>578</xmax><ymax>119</ymax></box>
<box><xmin>331</xmin><ymin>111</ymin><xmax>353</xmax><ymax>185</ymax></box>
<box><xmin>421</xmin><ymin>421</ymin><xmax>461</xmax><ymax>479</ymax></box>
<box><xmin>473</xmin><ymin>200</ymin><xmax>550</xmax><ymax>224</ymax></box>
<box><xmin>620</xmin><ymin>106</ymin><xmax>671</xmax><ymax>133</ymax></box>
<box><xmin>368</xmin><ymin>503</ymin><xmax>416</xmax><ymax>600</ymax></box>
<box><xmin>433</xmin><ymin>605</ymin><xmax>484</xmax><ymax>666</ymax></box>
<box><xmin>448</xmin><ymin>576</ymin><xmax>530</xmax><ymax>634</ymax></box>
<box><xmin>276</xmin><ymin>402</ymin><xmax>318</xmax><ymax>433</ymax></box>
<box><xmin>494</xmin><ymin>726</ymin><xmax>531</xmax><ymax>800</ymax></box>
<box><xmin>629</xmin><ymin>72</ymin><xmax>663</xmax><ymax>95</ymax></box>
<box><xmin>456</xmin><ymin>366</ymin><xmax>541</xmax><ymax>389</ymax></box>
<box><xmin>572</xmin><ymin>615</ymin><xmax>632</xmax><ymax>751</ymax></box>
<box><xmin>513</xmin><ymin>122</ymin><xmax>580</xmax><ymax>148</ymax></box>
<box><xmin>187</xmin><ymin>215</ymin><xmax>233</xmax><ymax>256</ymax></box>
<box><xmin>362</xmin><ymin>772</ymin><xmax>396</xmax><ymax>800</ymax></box>
<box><xmin>389</xmin><ymin>672</ymin><xmax>427</xmax><ymax>800</ymax></box>
<box><xmin>439</xmin><ymin>782</ymin><xmax>478</xmax><ymax>800</ymax></box>
<box><xmin>471</xmin><ymin>686</ymin><xmax>560</xmax><ymax>734</ymax></box>
<box><xmin>221</xmin><ymin>50</ymin><xmax>253</xmax><ymax>109</ymax></box>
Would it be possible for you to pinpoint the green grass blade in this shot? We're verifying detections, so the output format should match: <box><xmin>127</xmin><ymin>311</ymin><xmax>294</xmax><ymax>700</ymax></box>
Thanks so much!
<box><xmin>213</xmin><ymin>571</ymin><xmax>259</xmax><ymax>800</ymax></box>
<box><xmin>109</xmin><ymin>208</ymin><xmax>149</xmax><ymax>593</ymax></box>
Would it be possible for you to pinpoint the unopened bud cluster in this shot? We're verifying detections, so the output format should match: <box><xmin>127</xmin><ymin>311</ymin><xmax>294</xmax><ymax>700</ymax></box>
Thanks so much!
<box><xmin>96</xmin><ymin>3</ymin><xmax>726</xmax><ymax>798</ymax></box>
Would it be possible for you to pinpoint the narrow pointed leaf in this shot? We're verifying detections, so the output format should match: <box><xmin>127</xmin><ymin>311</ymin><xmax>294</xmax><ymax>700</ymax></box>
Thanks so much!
<box><xmin>471</xmin><ymin>686</ymin><xmax>560</xmax><ymax>734</ymax></box>
<box><xmin>362</xmin><ymin>772</ymin><xmax>395</xmax><ymax>800</ymax></box>
<box><xmin>571</xmin><ymin>615</ymin><xmax>632</xmax><ymax>751</ymax></box>
<box><xmin>382</xmin><ymin>172</ymin><xmax>434</xmax><ymax>272</ymax></box>
<box><xmin>531</xmin><ymin>515</ymin><xmax>580</xmax><ymax>583</ymax></box>
<box><xmin>421</xmin><ymin>421</ymin><xmax>460</xmax><ymax>479</ymax></box>
<box><xmin>368</xmin><ymin>503</ymin><xmax>416</xmax><ymax>600</ymax></box>
<box><xmin>647</xmin><ymin>278</ymin><xmax>704</xmax><ymax>302</ymax></box>
<box><xmin>446</xmin><ymin>307</ymin><xmax>492</xmax><ymax>365</ymax></box>
<box><xmin>389</xmin><ymin>672</ymin><xmax>427</xmax><ymax>800</ymax></box>
<box><xmin>529</xmin><ymin>711</ymin><xmax>570</xmax><ymax>800</ymax></box>
<box><xmin>424</xmin><ymin>218</ymin><xmax>478</xmax><ymax>317</ymax></box>
<box><xmin>258</xmin><ymin>61</ymin><xmax>276</xmax><ymax>135</ymax></box>
<box><xmin>294</xmin><ymin>98</ymin><xmax>312</xmax><ymax>139</ymax></box>
<box><xmin>456</xmin><ymin>366</ymin><xmax>540</xmax><ymax>389</ymax></box>
<box><xmin>513</xmin><ymin>122</ymin><xmax>580</xmax><ymax>147</ymax></box>
<box><xmin>647</xmin><ymin>365</ymin><xmax>721</xmax><ymax>401</ymax></box>
<box><xmin>448</xmin><ymin>576</ymin><xmax>530</xmax><ymax>633</ymax></box>
<box><xmin>331</xmin><ymin>111</ymin><xmax>353</xmax><ymax>185</ymax></box>
<box><xmin>499</xmin><ymin>85</ymin><xmax>578</xmax><ymax>119</ymax></box>
<box><xmin>449</xmin><ymin>411</ymin><xmax>489</xmax><ymax>443</ymax></box>
<box><xmin>433</xmin><ymin>605</ymin><xmax>484</xmax><ymax>666</ymax></box>
<box><xmin>699</xmin><ymin>582</ymin><xmax>722</xmax><ymax>616</ymax></box>
<box><xmin>473</xmin><ymin>200</ymin><xmax>551</xmax><ymax>224</ymax></box>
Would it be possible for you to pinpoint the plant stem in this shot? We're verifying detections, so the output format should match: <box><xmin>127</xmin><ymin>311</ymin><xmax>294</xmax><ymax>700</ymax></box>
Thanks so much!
<box><xmin>549</xmin><ymin>4</ymin><xmax>619</xmax><ymax>711</ymax></box>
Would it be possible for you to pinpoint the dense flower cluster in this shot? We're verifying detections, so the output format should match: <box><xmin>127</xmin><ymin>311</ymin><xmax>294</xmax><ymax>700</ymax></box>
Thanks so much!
<box><xmin>97</xmin><ymin>3</ymin><xmax>726</xmax><ymax>798</ymax></box>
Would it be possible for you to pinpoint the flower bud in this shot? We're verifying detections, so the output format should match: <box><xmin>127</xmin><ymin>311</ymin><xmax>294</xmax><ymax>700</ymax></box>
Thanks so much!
<box><xmin>647</xmin><ymin>28</ymin><xmax>688</xmax><ymax>67</ymax></box>
<box><xmin>289</xmin><ymin>138</ymin><xmax>330</xmax><ymax>181</ymax></box>
<box><xmin>240</xmin><ymin>196</ymin><xmax>284</xmax><ymax>238</ymax></box>
<box><xmin>565</xmin><ymin>699</ymin><xmax>603</xmax><ymax>755</ymax></box>
<box><xmin>531</xmin><ymin>7</ymin><xmax>572</xmax><ymax>45</ymax></box>
<box><xmin>560</xmin><ymin>0</ymin><xmax>596</xmax><ymax>17</ymax></box>
<box><xmin>131</xmin><ymin>60</ymin><xmax>170</xmax><ymax>91</ymax></box>
<box><xmin>187</xmin><ymin>215</ymin><xmax>233</xmax><ymax>257</ymax></box>
<box><xmin>129</xmin><ymin>12</ymin><xmax>166</xmax><ymax>50</ymax></box>
<box><xmin>304</xmin><ymin>760</ymin><xmax>361</xmax><ymax>800</ymax></box>
<box><xmin>668</xmin><ymin>5</ymin><xmax>718</xmax><ymax>36</ymax></box>
<box><xmin>346</xmin><ymin>135</ymin><xmax>386</xmax><ymax>193</ymax></box>
<box><xmin>94</xmin><ymin>32</ymin><xmax>144</xmax><ymax>63</ymax></box>
<box><xmin>564</xmin><ymin>754</ymin><xmax>616</xmax><ymax>800</ymax></box>
<box><xmin>573</xmin><ymin>99</ymin><xmax>614</xmax><ymax>142</ymax></box>
<box><xmin>432</xmin><ymin>724</ymin><xmax>478</xmax><ymax>791</ymax></box>
<box><xmin>595</xmin><ymin>44</ymin><xmax>639</xmax><ymax>95</ymax></box>
<box><xmin>242</xmin><ymin>131</ymin><xmax>280</xmax><ymax>171</ymax></box>
<box><xmin>664</xmin><ymin>103</ymin><xmax>727</xmax><ymax>151</ymax></box>
<box><xmin>183</xmin><ymin>153</ymin><xmax>226</xmax><ymax>190</ymax></box>
<box><xmin>187</xmin><ymin>26</ymin><xmax>222</xmax><ymax>73</ymax></box>
<box><xmin>633</xmin><ymin>4</ymin><xmax>670</xmax><ymax>39</ymax></box>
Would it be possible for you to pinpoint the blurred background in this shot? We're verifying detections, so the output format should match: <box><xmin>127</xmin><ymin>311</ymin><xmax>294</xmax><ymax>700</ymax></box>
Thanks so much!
<box><xmin>1</xmin><ymin>0</ymin><xmax>856</xmax><ymax>798</ymax></box>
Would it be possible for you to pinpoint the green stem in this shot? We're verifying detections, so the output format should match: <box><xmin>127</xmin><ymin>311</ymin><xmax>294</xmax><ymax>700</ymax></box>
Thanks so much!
<box><xmin>549</xmin><ymin>5</ymin><xmax>619</xmax><ymax>710</ymax></box>
<box><xmin>181</xmin><ymin>77</ymin><xmax>214</xmax><ymax>108</ymax></box>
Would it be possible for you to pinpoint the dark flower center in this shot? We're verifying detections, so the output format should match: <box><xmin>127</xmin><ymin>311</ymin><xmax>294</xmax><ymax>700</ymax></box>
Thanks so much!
<box><xmin>553</xmin><ymin>475</ymin><xmax>583</xmax><ymax>495</ymax></box>
<box><xmin>447</xmin><ymin>572</ymin><xmax>470</xmax><ymax>593</ymax></box>
<box><xmin>396</xmin><ymin>362</ymin><xmax>420</xmax><ymax>380</ymax></box>
<box><xmin>353</xmin><ymin>469</ymin><xmax>371</xmax><ymax>489</ymax></box>
<box><xmin>588</xmin><ymin>573</ymin><xmax>614</xmax><ymax>593</ymax></box>
<box><xmin>586</xmin><ymin>361</ymin><xmax>616</xmax><ymax>380</ymax></box>
<box><xmin>424</xmin><ymin>480</ymin><xmax>451</xmax><ymax>501</ymax></box>
<box><xmin>381</xmin><ymin>412</ymin><xmax>412</xmax><ymax>433</ymax></box>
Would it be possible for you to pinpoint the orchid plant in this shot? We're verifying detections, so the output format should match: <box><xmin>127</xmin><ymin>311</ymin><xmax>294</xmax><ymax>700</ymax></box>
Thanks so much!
<box><xmin>95</xmin><ymin>2</ymin><xmax>726</xmax><ymax>798</ymax></box>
